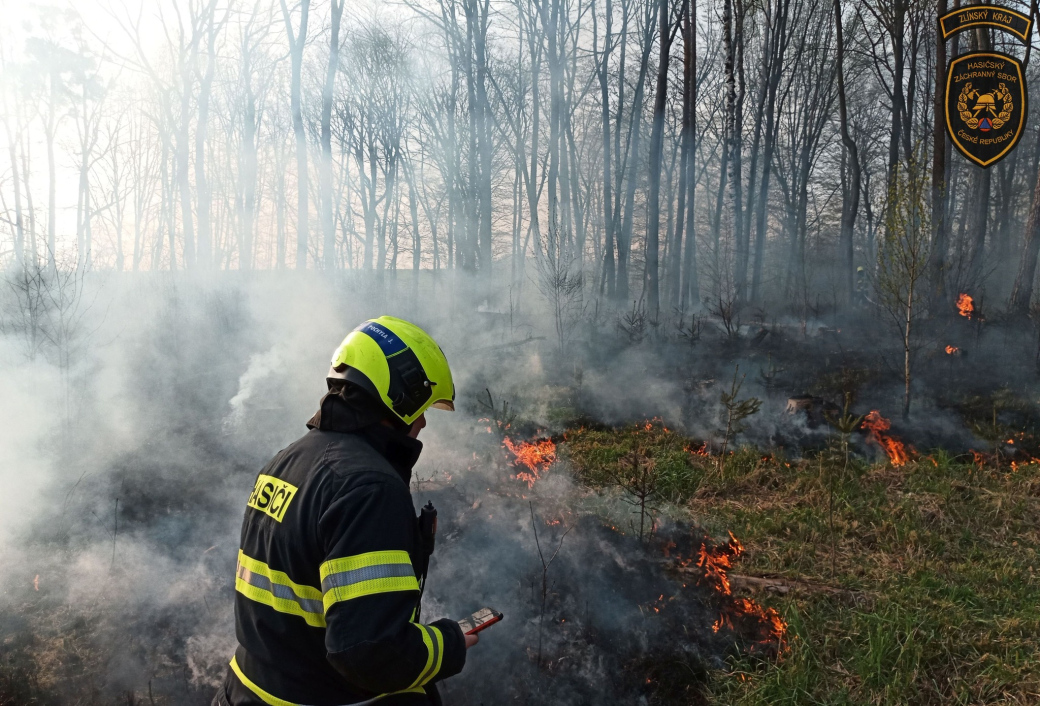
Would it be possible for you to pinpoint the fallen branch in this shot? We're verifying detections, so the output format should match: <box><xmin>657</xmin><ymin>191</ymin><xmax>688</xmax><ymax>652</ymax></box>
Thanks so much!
<box><xmin>670</xmin><ymin>564</ymin><xmax>870</xmax><ymax>605</ymax></box>
<box><xmin>728</xmin><ymin>574</ymin><xmax>854</xmax><ymax>598</ymax></box>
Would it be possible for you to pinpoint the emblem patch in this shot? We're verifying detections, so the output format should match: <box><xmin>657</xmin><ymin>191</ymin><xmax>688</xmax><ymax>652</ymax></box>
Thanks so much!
<box><xmin>946</xmin><ymin>51</ymin><xmax>1027</xmax><ymax>168</ymax></box>
<box><xmin>939</xmin><ymin>6</ymin><xmax>1032</xmax><ymax>43</ymax></box>
<box><xmin>247</xmin><ymin>474</ymin><xmax>298</xmax><ymax>522</ymax></box>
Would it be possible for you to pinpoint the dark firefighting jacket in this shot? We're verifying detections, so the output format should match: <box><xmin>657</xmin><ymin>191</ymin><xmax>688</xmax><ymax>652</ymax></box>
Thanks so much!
<box><xmin>216</xmin><ymin>387</ymin><xmax>466</xmax><ymax>706</ymax></box>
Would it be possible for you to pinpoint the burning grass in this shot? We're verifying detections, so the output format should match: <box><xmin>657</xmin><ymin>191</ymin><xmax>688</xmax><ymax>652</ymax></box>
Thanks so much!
<box><xmin>563</xmin><ymin>423</ymin><xmax>1040</xmax><ymax>705</ymax></box>
<box><xmin>502</xmin><ymin>436</ymin><xmax>557</xmax><ymax>487</ymax></box>
<box><xmin>861</xmin><ymin>410</ymin><xmax>910</xmax><ymax>466</ymax></box>
<box><xmin>695</xmin><ymin>533</ymin><xmax>788</xmax><ymax>654</ymax></box>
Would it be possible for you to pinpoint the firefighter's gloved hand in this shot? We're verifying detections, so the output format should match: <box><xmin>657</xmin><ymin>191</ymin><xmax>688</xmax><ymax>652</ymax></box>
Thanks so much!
<box><xmin>464</xmin><ymin>633</ymin><xmax>479</xmax><ymax>650</ymax></box>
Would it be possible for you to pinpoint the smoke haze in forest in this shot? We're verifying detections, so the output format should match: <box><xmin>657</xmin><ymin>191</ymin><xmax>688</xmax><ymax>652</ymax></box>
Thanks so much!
<box><xmin>5</xmin><ymin>0</ymin><xmax>1040</xmax><ymax>702</ymax></box>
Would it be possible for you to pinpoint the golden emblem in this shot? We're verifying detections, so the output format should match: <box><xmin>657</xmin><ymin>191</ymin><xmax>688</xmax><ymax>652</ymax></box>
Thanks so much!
<box><xmin>957</xmin><ymin>81</ymin><xmax>1014</xmax><ymax>130</ymax></box>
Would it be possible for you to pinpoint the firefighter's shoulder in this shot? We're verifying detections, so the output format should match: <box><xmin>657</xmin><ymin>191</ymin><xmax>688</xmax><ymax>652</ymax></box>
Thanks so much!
<box><xmin>311</xmin><ymin>429</ymin><xmax>407</xmax><ymax>485</ymax></box>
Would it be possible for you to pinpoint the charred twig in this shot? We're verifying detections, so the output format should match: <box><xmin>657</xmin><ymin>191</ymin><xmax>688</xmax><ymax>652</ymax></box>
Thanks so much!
<box><xmin>477</xmin><ymin>388</ymin><xmax>518</xmax><ymax>430</ymax></box>
<box><xmin>529</xmin><ymin>501</ymin><xmax>571</xmax><ymax>669</ymax></box>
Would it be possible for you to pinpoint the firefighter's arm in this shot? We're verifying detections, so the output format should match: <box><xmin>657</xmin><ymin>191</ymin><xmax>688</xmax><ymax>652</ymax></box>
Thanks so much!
<box><xmin>318</xmin><ymin>477</ymin><xmax>467</xmax><ymax>694</ymax></box>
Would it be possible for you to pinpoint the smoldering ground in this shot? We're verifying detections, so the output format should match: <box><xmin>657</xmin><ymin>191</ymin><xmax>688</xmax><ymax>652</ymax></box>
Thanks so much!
<box><xmin>1</xmin><ymin>271</ymin><xmax>1038</xmax><ymax>705</ymax></box>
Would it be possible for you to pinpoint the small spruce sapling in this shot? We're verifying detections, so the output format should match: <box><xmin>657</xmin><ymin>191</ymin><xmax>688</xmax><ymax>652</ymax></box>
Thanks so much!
<box><xmin>716</xmin><ymin>366</ymin><xmax>762</xmax><ymax>474</ymax></box>
<box><xmin>606</xmin><ymin>448</ymin><xmax>660</xmax><ymax>546</ymax></box>
<box><xmin>823</xmin><ymin>393</ymin><xmax>864</xmax><ymax>578</ymax></box>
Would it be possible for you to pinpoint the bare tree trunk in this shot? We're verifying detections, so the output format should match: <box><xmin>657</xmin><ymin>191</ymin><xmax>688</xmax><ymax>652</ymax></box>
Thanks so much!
<box><xmin>966</xmin><ymin>25</ymin><xmax>992</xmax><ymax>288</ymax></box>
<box><xmin>194</xmin><ymin>0</ymin><xmax>222</xmax><ymax>270</ymax></box>
<box><xmin>903</xmin><ymin>278</ymin><xmax>913</xmax><ymax>418</ymax></box>
<box><xmin>967</xmin><ymin>166</ymin><xmax>990</xmax><ymax>286</ymax></box>
<box><xmin>680</xmin><ymin>0</ymin><xmax>700</xmax><ymax>308</ymax></box>
<box><xmin>471</xmin><ymin>0</ymin><xmax>493</xmax><ymax>276</ymax></box>
<box><xmin>730</xmin><ymin>0</ymin><xmax>747</xmax><ymax>303</ymax></box>
<box><xmin>927</xmin><ymin>0</ymin><xmax>949</xmax><ymax>304</ymax></box>
<box><xmin>282</xmin><ymin>0</ymin><xmax>311</xmax><ymax>269</ymax></box>
<box><xmin>834</xmin><ymin>0</ymin><xmax>860</xmax><ymax>308</ymax></box>
<box><xmin>177</xmin><ymin>33</ymin><xmax>197</xmax><ymax>269</ymax></box>
<box><xmin>645</xmin><ymin>0</ymin><xmax>673</xmax><ymax>319</ymax></box>
<box><xmin>737</xmin><ymin>18</ymin><xmax>771</xmax><ymax>308</ymax></box>
<box><xmin>609</xmin><ymin>0</ymin><xmax>631</xmax><ymax>297</ymax></box>
<box><xmin>408</xmin><ymin>162</ymin><xmax>422</xmax><ymax>279</ymax></box>
<box><xmin>238</xmin><ymin>13</ymin><xmax>262</xmax><ymax>271</ymax></box>
<box><xmin>596</xmin><ymin>0</ymin><xmax>617</xmax><ymax>297</ymax></box>
<box><xmin>321</xmin><ymin>0</ymin><xmax>344</xmax><ymax>270</ymax></box>
<box><xmin>668</xmin><ymin>0</ymin><xmax>690</xmax><ymax>309</ymax></box>
<box><xmin>618</xmin><ymin>4</ymin><xmax>655</xmax><ymax>303</ymax></box>
<box><xmin>23</xmin><ymin>137</ymin><xmax>38</xmax><ymax>265</ymax></box>
<box><xmin>74</xmin><ymin>77</ymin><xmax>102</xmax><ymax>272</ymax></box>
<box><xmin>276</xmin><ymin>141</ymin><xmax>288</xmax><ymax>269</ymax></box>
<box><xmin>1</xmin><ymin>60</ymin><xmax>25</xmax><ymax>265</ymax></box>
<box><xmin>750</xmin><ymin>0</ymin><xmax>790</xmax><ymax>303</ymax></box>
<box><xmin>111</xmin><ymin>131</ymin><xmax>125</xmax><ymax>271</ymax></box>
<box><xmin>711</xmin><ymin>0</ymin><xmax>734</xmax><ymax>291</ymax></box>
<box><xmin>1009</xmin><ymin>170</ymin><xmax>1040</xmax><ymax>314</ymax></box>
<box><xmin>541</xmin><ymin>0</ymin><xmax>564</xmax><ymax>260</ymax></box>
<box><xmin>566</xmin><ymin>120</ymin><xmax>587</xmax><ymax>267</ymax></box>
<box><xmin>46</xmin><ymin>71</ymin><xmax>58</xmax><ymax>270</ymax></box>
<box><xmin>884</xmin><ymin>0</ymin><xmax>907</xmax><ymax>245</ymax></box>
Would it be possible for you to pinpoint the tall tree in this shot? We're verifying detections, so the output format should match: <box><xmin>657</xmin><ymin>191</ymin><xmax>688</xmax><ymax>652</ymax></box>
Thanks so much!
<box><xmin>320</xmin><ymin>0</ymin><xmax>344</xmax><ymax>270</ymax></box>
<box><xmin>926</xmin><ymin>0</ymin><xmax>949</xmax><ymax>305</ymax></box>
<box><xmin>595</xmin><ymin>0</ymin><xmax>617</xmax><ymax>298</ymax></box>
<box><xmin>834</xmin><ymin>0</ymin><xmax>860</xmax><ymax>307</ymax></box>
<box><xmin>281</xmin><ymin>0</ymin><xmax>310</xmax><ymax>269</ymax></box>
<box><xmin>679</xmin><ymin>0</ymin><xmax>700</xmax><ymax>308</ymax></box>
<box><xmin>617</xmin><ymin>0</ymin><xmax>656</xmax><ymax>303</ymax></box>
<box><xmin>193</xmin><ymin>0</ymin><xmax>225</xmax><ymax>270</ymax></box>
<box><xmin>645</xmin><ymin>0</ymin><xmax>674</xmax><ymax>319</ymax></box>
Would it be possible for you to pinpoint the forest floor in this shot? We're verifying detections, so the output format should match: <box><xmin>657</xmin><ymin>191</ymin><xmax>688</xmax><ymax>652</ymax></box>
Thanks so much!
<box><xmin>563</xmin><ymin>422</ymin><xmax>1040</xmax><ymax>705</ymax></box>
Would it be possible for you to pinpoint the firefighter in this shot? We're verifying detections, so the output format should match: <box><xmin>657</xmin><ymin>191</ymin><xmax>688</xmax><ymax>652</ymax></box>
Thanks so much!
<box><xmin>214</xmin><ymin>316</ymin><xmax>474</xmax><ymax>706</ymax></box>
<box><xmin>855</xmin><ymin>265</ymin><xmax>868</xmax><ymax>307</ymax></box>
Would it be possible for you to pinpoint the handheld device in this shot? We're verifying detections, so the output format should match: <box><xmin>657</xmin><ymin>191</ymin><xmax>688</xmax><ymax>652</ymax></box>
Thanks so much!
<box><xmin>457</xmin><ymin>607</ymin><xmax>503</xmax><ymax>635</ymax></box>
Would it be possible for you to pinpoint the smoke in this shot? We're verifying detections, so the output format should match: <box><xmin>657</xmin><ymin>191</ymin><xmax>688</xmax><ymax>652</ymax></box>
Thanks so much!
<box><xmin>1</xmin><ymin>270</ymin><xmax>1038</xmax><ymax>703</ymax></box>
<box><xmin>0</xmin><ymin>344</ymin><xmax>57</xmax><ymax>547</ymax></box>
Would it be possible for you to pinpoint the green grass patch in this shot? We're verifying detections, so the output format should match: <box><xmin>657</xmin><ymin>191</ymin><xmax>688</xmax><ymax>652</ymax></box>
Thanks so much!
<box><xmin>563</xmin><ymin>423</ymin><xmax>1040</xmax><ymax>705</ymax></box>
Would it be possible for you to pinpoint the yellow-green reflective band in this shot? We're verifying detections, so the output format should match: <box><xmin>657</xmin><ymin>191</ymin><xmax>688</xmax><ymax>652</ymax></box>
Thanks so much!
<box><xmin>230</xmin><ymin>656</ymin><xmax>301</xmax><ymax>706</ymax></box>
<box><xmin>359</xmin><ymin>687</ymin><xmax>428</xmax><ymax>704</ymax></box>
<box><xmin>320</xmin><ymin>551</ymin><xmax>418</xmax><ymax>612</ymax></box>
<box><xmin>428</xmin><ymin>625</ymin><xmax>445</xmax><ymax>684</ymax></box>
<box><xmin>408</xmin><ymin>624</ymin><xmax>444</xmax><ymax>688</ymax></box>
<box><xmin>231</xmin><ymin>655</ymin><xmax>426</xmax><ymax>706</ymax></box>
<box><xmin>408</xmin><ymin>624</ymin><xmax>434</xmax><ymax>689</ymax></box>
<box><xmin>236</xmin><ymin>550</ymin><xmax>325</xmax><ymax>628</ymax></box>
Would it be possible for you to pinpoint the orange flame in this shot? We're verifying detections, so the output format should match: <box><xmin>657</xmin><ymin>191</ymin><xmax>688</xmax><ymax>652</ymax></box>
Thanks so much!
<box><xmin>697</xmin><ymin>531</ymin><xmax>744</xmax><ymax>595</ymax></box>
<box><xmin>694</xmin><ymin>533</ymin><xmax>787</xmax><ymax>652</ymax></box>
<box><xmin>685</xmin><ymin>442</ymin><xmax>711</xmax><ymax>457</ymax></box>
<box><xmin>945</xmin><ymin>345</ymin><xmax>959</xmax><ymax>355</ymax></box>
<box><xmin>861</xmin><ymin>410</ymin><xmax>909</xmax><ymax>466</ymax></box>
<box><xmin>957</xmin><ymin>293</ymin><xmax>974</xmax><ymax>319</ymax></box>
<box><xmin>713</xmin><ymin>598</ymin><xmax>788</xmax><ymax>653</ymax></box>
<box><xmin>503</xmin><ymin>437</ymin><xmax>557</xmax><ymax>487</ymax></box>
